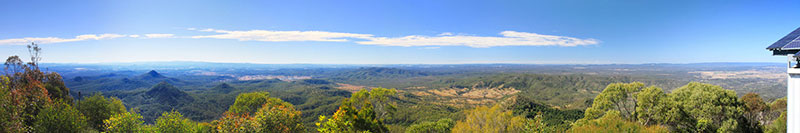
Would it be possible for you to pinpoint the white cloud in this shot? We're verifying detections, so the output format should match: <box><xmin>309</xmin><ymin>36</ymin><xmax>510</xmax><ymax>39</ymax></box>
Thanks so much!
<box><xmin>0</xmin><ymin>29</ymin><xmax>600</xmax><ymax>48</ymax></box>
<box><xmin>187</xmin><ymin>29</ymin><xmax>598</xmax><ymax>48</ymax></box>
<box><xmin>357</xmin><ymin>31</ymin><xmax>598</xmax><ymax>48</ymax></box>
<box><xmin>144</xmin><ymin>34</ymin><xmax>175</xmax><ymax>38</ymax></box>
<box><xmin>190</xmin><ymin>28</ymin><xmax>373</xmax><ymax>42</ymax></box>
<box><xmin>198</xmin><ymin>28</ymin><xmax>216</xmax><ymax>32</ymax></box>
<box><xmin>0</xmin><ymin>34</ymin><xmax>127</xmax><ymax>45</ymax></box>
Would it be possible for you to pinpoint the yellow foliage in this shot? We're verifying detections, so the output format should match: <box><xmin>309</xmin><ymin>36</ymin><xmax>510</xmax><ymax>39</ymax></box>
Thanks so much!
<box><xmin>452</xmin><ymin>104</ymin><xmax>527</xmax><ymax>133</ymax></box>
<box><xmin>569</xmin><ymin>111</ymin><xmax>668</xmax><ymax>133</ymax></box>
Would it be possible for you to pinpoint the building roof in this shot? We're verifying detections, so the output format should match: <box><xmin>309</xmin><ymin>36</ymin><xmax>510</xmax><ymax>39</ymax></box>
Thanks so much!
<box><xmin>767</xmin><ymin>27</ymin><xmax>800</xmax><ymax>50</ymax></box>
<box><xmin>767</xmin><ymin>27</ymin><xmax>800</xmax><ymax>56</ymax></box>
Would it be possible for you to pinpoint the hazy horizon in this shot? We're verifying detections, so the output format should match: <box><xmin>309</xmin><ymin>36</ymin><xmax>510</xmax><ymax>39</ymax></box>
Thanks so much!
<box><xmin>34</xmin><ymin>60</ymin><xmax>786</xmax><ymax>65</ymax></box>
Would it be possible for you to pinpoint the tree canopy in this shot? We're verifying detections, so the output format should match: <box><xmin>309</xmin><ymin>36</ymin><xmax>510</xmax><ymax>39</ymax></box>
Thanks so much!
<box><xmin>212</xmin><ymin>91</ymin><xmax>305</xmax><ymax>133</ymax></box>
<box><xmin>451</xmin><ymin>104</ymin><xmax>527</xmax><ymax>133</ymax></box>
<box><xmin>405</xmin><ymin>118</ymin><xmax>454</xmax><ymax>133</ymax></box>
<box><xmin>77</xmin><ymin>92</ymin><xmax>127</xmax><ymax>131</ymax></box>
<box><xmin>316</xmin><ymin>88</ymin><xmax>397</xmax><ymax>133</ymax></box>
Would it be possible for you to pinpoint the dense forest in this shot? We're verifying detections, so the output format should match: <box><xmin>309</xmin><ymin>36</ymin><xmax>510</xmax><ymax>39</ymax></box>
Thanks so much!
<box><xmin>0</xmin><ymin>44</ymin><xmax>788</xmax><ymax>132</ymax></box>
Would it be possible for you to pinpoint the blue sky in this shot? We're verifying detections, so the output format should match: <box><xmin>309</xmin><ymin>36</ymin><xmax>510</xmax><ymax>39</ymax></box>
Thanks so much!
<box><xmin>0</xmin><ymin>0</ymin><xmax>798</xmax><ymax>64</ymax></box>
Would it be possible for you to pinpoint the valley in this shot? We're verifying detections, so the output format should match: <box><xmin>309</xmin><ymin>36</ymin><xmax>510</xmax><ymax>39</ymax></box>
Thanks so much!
<box><xmin>40</xmin><ymin>62</ymin><xmax>787</xmax><ymax>131</ymax></box>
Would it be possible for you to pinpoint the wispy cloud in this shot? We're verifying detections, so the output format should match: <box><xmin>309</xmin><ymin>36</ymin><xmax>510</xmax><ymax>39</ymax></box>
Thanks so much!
<box><xmin>422</xmin><ymin>47</ymin><xmax>441</xmax><ymax>49</ymax></box>
<box><xmin>0</xmin><ymin>33</ymin><xmax>180</xmax><ymax>45</ymax></box>
<box><xmin>0</xmin><ymin>29</ymin><xmax>599</xmax><ymax>48</ymax></box>
<box><xmin>0</xmin><ymin>34</ymin><xmax>127</xmax><ymax>45</ymax></box>
<box><xmin>356</xmin><ymin>31</ymin><xmax>599</xmax><ymax>48</ymax></box>
<box><xmin>144</xmin><ymin>34</ymin><xmax>175</xmax><ymax>38</ymax></box>
<box><xmin>187</xmin><ymin>28</ymin><xmax>598</xmax><ymax>48</ymax></box>
<box><xmin>190</xmin><ymin>28</ymin><xmax>373</xmax><ymax>42</ymax></box>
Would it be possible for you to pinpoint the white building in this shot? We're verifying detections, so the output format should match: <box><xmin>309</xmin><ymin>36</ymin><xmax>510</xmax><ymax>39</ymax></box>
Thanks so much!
<box><xmin>766</xmin><ymin>27</ymin><xmax>800</xmax><ymax>132</ymax></box>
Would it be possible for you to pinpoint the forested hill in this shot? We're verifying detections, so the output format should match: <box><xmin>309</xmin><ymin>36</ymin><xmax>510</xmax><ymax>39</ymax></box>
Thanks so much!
<box><xmin>2</xmin><ymin>56</ymin><xmax>787</xmax><ymax>132</ymax></box>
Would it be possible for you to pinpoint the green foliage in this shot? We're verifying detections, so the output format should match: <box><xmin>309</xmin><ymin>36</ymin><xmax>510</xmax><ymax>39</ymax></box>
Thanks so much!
<box><xmin>109</xmin><ymin>82</ymin><xmax>197</xmax><ymax>123</ymax></box>
<box><xmin>145</xmin><ymin>82</ymin><xmax>194</xmax><ymax>106</ymax></box>
<box><xmin>7</xmin><ymin>71</ymin><xmax>52</xmax><ymax>130</ymax></box>
<box><xmin>569</xmin><ymin>111</ymin><xmax>668</xmax><ymax>133</ymax></box>
<box><xmin>764</xmin><ymin>97</ymin><xmax>787</xmax><ymax>128</ymax></box>
<box><xmin>195</xmin><ymin>122</ymin><xmax>214</xmax><ymax>133</ymax></box>
<box><xmin>211</xmin><ymin>112</ymin><xmax>256</xmax><ymax>132</ymax></box>
<box><xmin>104</xmin><ymin>109</ymin><xmax>145</xmax><ymax>132</ymax></box>
<box><xmin>668</xmin><ymin>82</ymin><xmax>749</xmax><ymax>132</ymax></box>
<box><xmin>579</xmin><ymin>82</ymin><xmax>760</xmax><ymax>132</ymax></box>
<box><xmin>316</xmin><ymin>88</ymin><xmax>397</xmax><ymax>133</ymax></box>
<box><xmin>155</xmin><ymin>110</ymin><xmax>195</xmax><ymax>133</ymax></box>
<box><xmin>717</xmin><ymin>119</ymin><xmax>739</xmax><ymax>133</ymax></box>
<box><xmin>741</xmin><ymin>92</ymin><xmax>767</xmax><ymax>130</ymax></box>
<box><xmin>347</xmin><ymin>87</ymin><xmax>397</xmax><ymax>121</ymax></box>
<box><xmin>1</xmin><ymin>45</ymin><xmax>81</xmax><ymax>132</ymax></box>
<box><xmin>316</xmin><ymin>114</ymin><xmax>355</xmax><ymax>133</ymax></box>
<box><xmin>251</xmin><ymin>103</ymin><xmax>305</xmax><ymax>132</ymax></box>
<box><xmin>451</xmin><ymin>104</ymin><xmax>527</xmax><ymax>133</ymax></box>
<box><xmin>770</xmin><ymin>98</ymin><xmax>787</xmax><ymax>111</ymax></box>
<box><xmin>3</xmin><ymin>44</ymin><xmax>81</xmax><ymax>131</ymax></box>
<box><xmin>583</xmin><ymin>82</ymin><xmax>644</xmax><ymax>121</ymax></box>
<box><xmin>78</xmin><ymin>92</ymin><xmax>127</xmax><ymax>131</ymax></box>
<box><xmin>32</xmin><ymin>100</ymin><xmax>88</xmax><ymax>132</ymax></box>
<box><xmin>228</xmin><ymin>92</ymin><xmax>287</xmax><ymax>115</ymax></box>
<box><xmin>439</xmin><ymin>74</ymin><xmax>671</xmax><ymax>110</ymax></box>
<box><xmin>390</xmin><ymin>101</ymin><xmax>461</xmax><ymax>128</ymax></box>
<box><xmin>0</xmin><ymin>76</ymin><xmax>27</xmax><ymax>132</ymax></box>
<box><xmin>212</xmin><ymin>91</ymin><xmax>305</xmax><ymax>133</ymax></box>
<box><xmin>522</xmin><ymin>113</ymin><xmax>566</xmax><ymax>133</ymax></box>
<box><xmin>512</xmin><ymin>96</ymin><xmax>583</xmax><ymax>127</ymax></box>
<box><xmin>330</xmin><ymin>67</ymin><xmax>430</xmax><ymax>81</ymax></box>
<box><xmin>43</xmin><ymin>72</ymin><xmax>73</xmax><ymax>103</ymax></box>
<box><xmin>1</xmin><ymin>49</ymin><xmax>784</xmax><ymax>133</ymax></box>
<box><xmin>635</xmin><ymin>86</ymin><xmax>673</xmax><ymax>126</ymax></box>
<box><xmin>765</xmin><ymin>111</ymin><xmax>786</xmax><ymax>133</ymax></box>
<box><xmin>405</xmin><ymin>118</ymin><xmax>454</xmax><ymax>133</ymax></box>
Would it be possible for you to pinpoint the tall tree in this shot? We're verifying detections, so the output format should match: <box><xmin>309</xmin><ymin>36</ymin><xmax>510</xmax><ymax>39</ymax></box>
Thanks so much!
<box><xmin>346</xmin><ymin>87</ymin><xmax>397</xmax><ymax>121</ymax></box>
<box><xmin>765</xmin><ymin>98</ymin><xmax>787</xmax><ymax>125</ymax></box>
<box><xmin>77</xmin><ymin>93</ymin><xmax>126</xmax><ymax>131</ymax></box>
<box><xmin>635</xmin><ymin>86</ymin><xmax>673</xmax><ymax>126</ymax></box>
<box><xmin>741</xmin><ymin>92</ymin><xmax>767</xmax><ymax>129</ymax></box>
<box><xmin>583</xmin><ymin>82</ymin><xmax>644</xmax><ymax>121</ymax></box>
<box><xmin>2</xmin><ymin>42</ymin><xmax>72</xmax><ymax>131</ymax></box>
<box><xmin>32</xmin><ymin>100</ymin><xmax>88</xmax><ymax>132</ymax></box>
<box><xmin>0</xmin><ymin>76</ymin><xmax>26</xmax><ymax>132</ymax></box>
<box><xmin>668</xmin><ymin>82</ymin><xmax>750</xmax><ymax>132</ymax></box>
<box><xmin>316</xmin><ymin>88</ymin><xmax>397</xmax><ymax>133</ymax></box>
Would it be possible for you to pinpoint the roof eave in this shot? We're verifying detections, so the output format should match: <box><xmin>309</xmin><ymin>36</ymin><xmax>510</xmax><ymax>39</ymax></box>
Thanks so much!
<box><xmin>772</xmin><ymin>49</ymin><xmax>800</xmax><ymax>56</ymax></box>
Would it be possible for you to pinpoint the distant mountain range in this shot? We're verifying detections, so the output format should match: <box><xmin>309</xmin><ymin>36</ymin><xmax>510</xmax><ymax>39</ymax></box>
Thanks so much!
<box><xmin>66</xmin><ymin>70</ymin><xmax>186</xmax><ymax>92</ymax></box>
<box><xmin>38</xmin><ymin>61</ymin><xmax>784</xmax><ymax>70</ymax></box>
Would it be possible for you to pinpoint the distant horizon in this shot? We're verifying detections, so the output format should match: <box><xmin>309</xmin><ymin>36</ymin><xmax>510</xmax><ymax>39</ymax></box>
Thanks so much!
<box><xmin>36</xmin><ymin>60</ymin><xmax>786</xmax><ymax>65</ymax></box>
